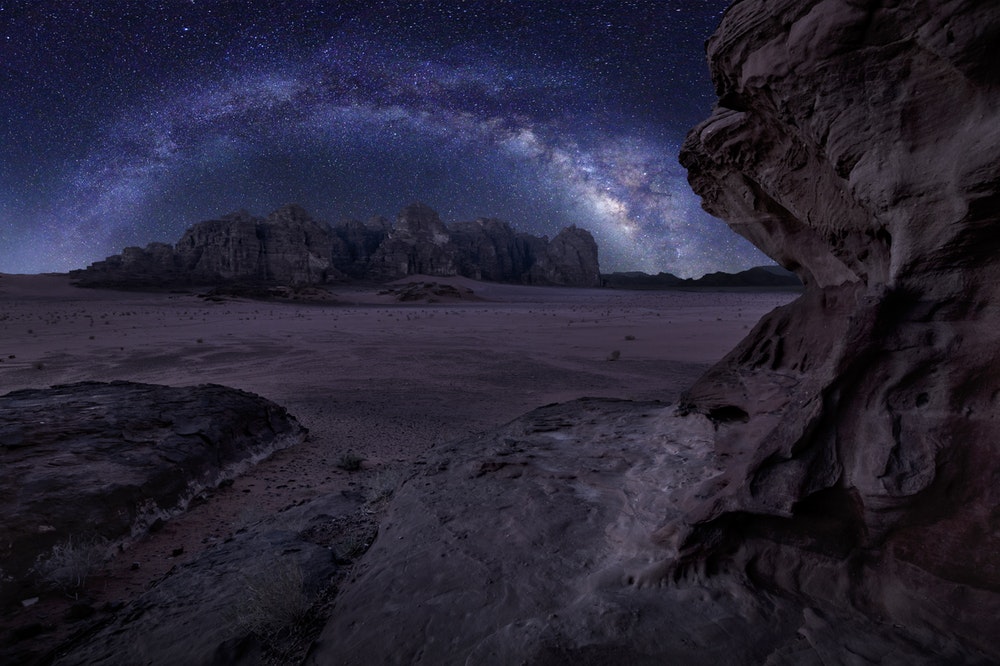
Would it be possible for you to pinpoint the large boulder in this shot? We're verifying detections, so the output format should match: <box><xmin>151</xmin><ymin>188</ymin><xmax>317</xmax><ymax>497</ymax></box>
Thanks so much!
<box><xmin>0</xmin><ymin>381</ymin><xmax>304</xmax><ymax>610</ymax></box>
<box><xmin>675</xmin><ymin>0</ymin><xmax>1000</xmax><ymax>651</ymax></box>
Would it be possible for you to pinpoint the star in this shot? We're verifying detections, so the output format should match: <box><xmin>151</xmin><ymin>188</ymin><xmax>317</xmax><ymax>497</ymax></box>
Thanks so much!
<box><xmin>0</xmin><ymin>1</ymin><xmax>768</xmax><ymax>277</ymax></box>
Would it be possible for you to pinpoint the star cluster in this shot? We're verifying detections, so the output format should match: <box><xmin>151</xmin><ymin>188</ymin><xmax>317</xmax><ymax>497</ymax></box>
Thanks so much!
<box><xmin>0</xmin><ymin>1</ymin><xmax>768</xmax><ymax>276</ymax></box>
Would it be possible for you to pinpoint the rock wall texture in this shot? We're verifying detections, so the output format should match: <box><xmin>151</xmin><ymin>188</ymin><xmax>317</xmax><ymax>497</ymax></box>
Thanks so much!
<box><xmin>676</xmin><ymin>0</ymin><xmax>1000</xmax><ymax>653</ymax></box>
<box><xmin>0</xmin><ymin>381</ymin><xmax>304</xmax><ymax>610</ymax></box>
<box><xmin>72</xmin><ymin>203</ymin><xmax>601</xmax><ymax>288</ymax></box>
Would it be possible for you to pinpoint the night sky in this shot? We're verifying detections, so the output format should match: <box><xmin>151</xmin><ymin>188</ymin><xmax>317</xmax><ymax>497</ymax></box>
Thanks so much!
<box><xmin>0</xmin><ymin>0</ymin><xmax>768</xmax><ymax>277</ymax></box>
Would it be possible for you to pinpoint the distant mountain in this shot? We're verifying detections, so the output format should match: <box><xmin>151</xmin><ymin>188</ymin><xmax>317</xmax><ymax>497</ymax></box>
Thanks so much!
<box><xmin>71</xmin><ymin>203</ymin><xmax>601</xmax><ymax>289</ymax></box>
<box><xmin>602</xmin><ymin>265</ymin><xmax>802</xmax><ymax>290</ymax></box>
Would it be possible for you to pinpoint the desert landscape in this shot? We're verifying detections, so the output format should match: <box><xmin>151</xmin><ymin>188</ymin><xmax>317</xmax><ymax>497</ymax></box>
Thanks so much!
<box><xmin>4</xmin><ymin>0</ymin><xmax>1000</xmax><ymax>663</ymax></box>
<box><xmin>0</xmin><ymin>272</ymin><xmax>797</xmax><ymax>662</ymax></box>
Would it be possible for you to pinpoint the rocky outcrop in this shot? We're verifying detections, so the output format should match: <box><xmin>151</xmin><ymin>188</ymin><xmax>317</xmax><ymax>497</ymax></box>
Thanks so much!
<box><xmin>330</xmin><ymin>217</ymin><xmax>390</xmax><ymax>278</ymax></box>
<box><xmin>368</xmin><ymin>203</ymin><xmax>459</xmax><ymax>279</ymax></box>
<box><xmin>296</xmin><ymin>1</ymin><xmax>999</xmax><ymax>662</ymax></box>
<box><xmin>529</xmin><ymin>225</ymin><xmax>602</xmax><ymax>287</ymax></box>
<box><xmin>603</xmin><ymin>265</ymin><xmax>802</xmax><ymax>289</ymax></box>
<box><xmin>449</xmin><ymin>217</ymin><xmax>534</xmax><ymax>282</ymax></box>
<box><xmin>0</xmin><ymin>381</ymin><xmax>304</xmax><ymax>610</ymax></box>
<box><xmin>80</xmin><ymin>205</ymin><xmax>344</xmax><ymax>287</ymax></box>
<box><xmin>73</xmin><ymin>204</ymin><xmax>601</xmax><ymax>288</ymax></box>
<box><xmin>307</xmin><ymin>399</ymin><xmax>980</xmax><ymax>664</ymax></box>
<box><xmin>673</xmin><ymin>0</ymin><xmax>1000</xmax><ymax>654</ymax></box>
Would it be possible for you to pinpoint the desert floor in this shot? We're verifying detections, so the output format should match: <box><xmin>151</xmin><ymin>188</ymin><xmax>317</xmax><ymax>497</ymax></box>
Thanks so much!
<box><xmin>0</xmin><ymin>273</ymin><xmax>797</xmax><ymax>644</ymax></box>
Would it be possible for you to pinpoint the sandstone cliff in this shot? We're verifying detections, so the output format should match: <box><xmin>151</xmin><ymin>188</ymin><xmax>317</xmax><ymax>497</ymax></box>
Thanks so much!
<box><xmin>72</xmin><ymin>203</ymin><xmax>601</xmax><ymax>288</ymax></box>
<box><xmin>676</xmin><ymin>0</ymin><xmax>1000</xmax><ymax>650</ymax></box>
<box><xmin>368</xmin><ymin>203</ymin><xmax>459</xmax><ymax>279</ymax></box>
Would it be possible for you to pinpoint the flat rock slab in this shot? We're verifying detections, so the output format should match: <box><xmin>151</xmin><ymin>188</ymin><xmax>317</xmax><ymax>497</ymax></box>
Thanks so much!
<box><xmin>0</xmin><ymin>380</ymin><xmax>305</xmax><ymax>608</ymax></box>
<box><xmin>307</xmin><ymin>398</ymin><xmax>987</xmax><ymax>665</ymax></box>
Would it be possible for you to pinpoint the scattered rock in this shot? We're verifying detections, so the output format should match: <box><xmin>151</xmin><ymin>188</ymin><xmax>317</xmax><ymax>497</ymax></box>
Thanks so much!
<box><xmin>379</xmin><ymin>280</ymin><xmax>477</xmax><ymax>303</ymax></box>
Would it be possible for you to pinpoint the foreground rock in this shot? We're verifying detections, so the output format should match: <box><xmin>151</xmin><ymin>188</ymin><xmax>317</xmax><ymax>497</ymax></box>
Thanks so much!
<box><xmin>674</xmin><ymin>0</ymin><xmax>1000</xmax><ymax>656</ymax></box>
<box><xmin>303</xmin><ymin>0</ymin><xmax>999</xmax><ymax>662</ymax></box>
<box><xmin>308</xmin><ymin>400</ymin><xmax>983</xmax><ymax>663</ymax></box>
<box><xmin>50</xmin><ymin>495</ymin><xmax>365</xmax><ymax>666</ymax></box>
<box><xmin>0</xmin><ymin>381</ymin><xmax>304</xmax><ymax>610</ymax></box>
<box><xmin>72</xmin><ymin>203</ymin><xmax>601</xmax><ymax>288</ymax></box>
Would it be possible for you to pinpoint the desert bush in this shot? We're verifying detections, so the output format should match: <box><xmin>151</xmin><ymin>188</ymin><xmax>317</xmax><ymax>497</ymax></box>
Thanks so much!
<box><xmin>337</xmin><ymin>452</ymin><xmax>364</xmax><ymax>472</ymax></box>
<box><xmin>366</xmin><ymin>467</ymin><xmax>405</xmax><ymax>503</ymax></box>
<box><xmin>233</xmin><ymin>559</ymin><xmax>310</xmax><ymax>635</ymax></box>
<box><xmin>624</xmin><ymin>334</ymin><xmax>636</xmax><ymax>341</ymax></box>
<box><xmin>607</xmin><ymin>349</ymin><xmax>621</xmax><ymax>361</ymax></box>
<box><xmin>33</xmin><ymin>535</ymin><xmax>108</xmax><ymax>592</ymax></box>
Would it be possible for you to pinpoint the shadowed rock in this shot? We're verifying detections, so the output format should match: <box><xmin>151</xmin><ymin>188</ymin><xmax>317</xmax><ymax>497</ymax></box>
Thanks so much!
<box><xmin>72</xmin><ymin>203</ymin><xmax>601</xmax><ymax>288</ymax></box>
<box><xmin>0</xmin><ymin>381</ymin><xmax>304</xmax><ymax>610</ymax></box>
<box><xmin>301</xmin><ymin>0</ymin><xmax>1000</xmax><ymax>662</ymax></box>
<box><xmin>675</xmin><ymin>0</ymin><xmax>1000</xmax><ymax>654</ymax></box>
<box><xmin>368</xmin><ymin>203</ymin><xmax>459</xmax><ymax>279</ymax></box>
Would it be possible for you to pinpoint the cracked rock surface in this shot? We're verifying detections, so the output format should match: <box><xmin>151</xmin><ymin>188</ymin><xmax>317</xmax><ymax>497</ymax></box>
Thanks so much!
<box><xmin>0</xmin><ymin>381</ymin><xmax>304</xmax><ymax>610</ymax></box>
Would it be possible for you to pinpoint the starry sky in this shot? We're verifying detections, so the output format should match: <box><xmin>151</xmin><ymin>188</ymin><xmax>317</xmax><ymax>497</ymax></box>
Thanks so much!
<box><xmin>0</xmin><ymin>0</ymin><xmax>768</xmax><ymax>277</ymax></box>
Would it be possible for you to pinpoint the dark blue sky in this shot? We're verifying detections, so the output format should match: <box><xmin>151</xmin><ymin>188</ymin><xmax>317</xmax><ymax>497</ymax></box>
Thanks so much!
<box><xmin>0</xmin><ymin>0</ymin><xmax>767</xmax><ymax>276</ymax></box>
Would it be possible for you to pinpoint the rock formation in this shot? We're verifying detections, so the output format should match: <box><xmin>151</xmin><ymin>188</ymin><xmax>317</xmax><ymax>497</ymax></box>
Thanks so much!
<box><xmin>449</xmin><ymin>217</ymin><xmax>534</xmax><ymax>282</ymax></box>
<box><xmin>602</xmin><ymin>265</ymin><xmax>802</xmax><ymax>289</ymax></box>
<box><xmin>529</xmin><ymin>225</ymin><xmax>602</xmax><ymax>287</ymax></box>
<box><xmin>299</xmin><ymin>0</ymin><xmax>1000</xmax><ymax>662</ymax></box>
<box><xmin>674</xmin><ymin>0</ymin><xmax>1000</xmax><ymax>653</ymax></box>
<box><xmin>368</xmin><ymin>203</ymin><xmax>459</xmax><ymax>279</ymax></box>
<box><xmin>72</xmin><ymin>203</ymin><xmax>602</xmax><ymax>288</ymax></box>
<box><xmin>0</xmin><ymin>381</ymin><xmax>304</xmax><ymax>611</ymax></box>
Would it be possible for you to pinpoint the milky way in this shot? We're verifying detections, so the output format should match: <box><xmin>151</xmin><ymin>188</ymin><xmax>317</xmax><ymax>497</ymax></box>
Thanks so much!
<box><xmin>0</xmin><ymin>1</ymin><xmax>768</xmax><ymax>277</ymax></box>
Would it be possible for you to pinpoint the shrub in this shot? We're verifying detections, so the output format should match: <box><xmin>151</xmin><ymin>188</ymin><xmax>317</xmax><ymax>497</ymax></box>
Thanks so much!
<box><xmin>233</xmin><ymin>560</ymin><xmax>310</xmax><ymax>635</ymax></box>
<box><xmin>33</xmin><ymin>535</ymin><xmax>108</xmax><ymax>593</ymax></box>
<box><xmin>366</xmin><ymin>467</ymin><xmax>405</xmax><ymax>503</ymax></box>
<box><xmin>337</xmin><ymin>453</ymin><xmax>364</xmax><ymax>472</ymax></box>
<box><xmin>606</xmin><ymin>350</ymin><xmax>621</xmax><ymax>361</ymax></box>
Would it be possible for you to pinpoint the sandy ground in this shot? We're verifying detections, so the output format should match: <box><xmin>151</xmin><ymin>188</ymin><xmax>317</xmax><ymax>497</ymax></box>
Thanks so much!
<box><xmin>0</xmin><ymin>272</ymin><xmax>797</xmax><ymax>650</ymax></box>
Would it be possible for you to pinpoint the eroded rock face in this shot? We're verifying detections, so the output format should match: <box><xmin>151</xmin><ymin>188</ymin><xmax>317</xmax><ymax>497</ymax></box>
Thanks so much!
<box><xmin>0</xmin><ymin>381</ymin><xmax>304</xmax><ymax>609</ymax></box>
<box><xmin>307</xmin><ymin>400</ymin><xmax>983</xmax><ymax>664</ymax></box>
<box><xmin>73</xmin><ymin>203</ymin><xmax>602</xmax><ymax>288</ymax></box>
<box><xmin>368</xmin><ymin>202</ymin><xmax>459</xmax><ymax>279</ymax></box>
<box><xmin>530</xmin><ymin>225</ymin><xmax>602</xmax><ymax>287</ymax></box>
<box><xmin>676</xmin><ymin>0</ymin><xmax>1000</xmax><ymax>652</ymax></box>
<box><xmin>449</xmin><ymin>217</ymin><xmax>534</xmax><ymax>282</ymax></box>
<box><xmin>299</xmin><ymin>1</ymin><xmax>999</xmax><ymax>662</ymax></box>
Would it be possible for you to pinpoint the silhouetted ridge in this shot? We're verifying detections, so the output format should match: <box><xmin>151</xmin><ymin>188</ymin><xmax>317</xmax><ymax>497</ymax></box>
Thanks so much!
<box><xmin>71</xmin><ymin>203</ymin><xmax>601</xmax><ymax>288</ymax></box>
